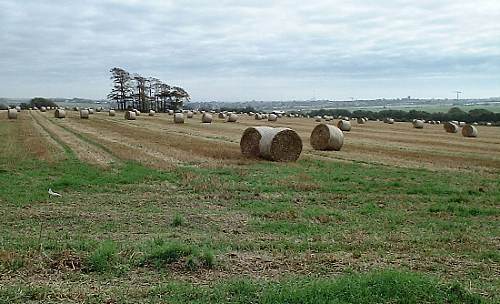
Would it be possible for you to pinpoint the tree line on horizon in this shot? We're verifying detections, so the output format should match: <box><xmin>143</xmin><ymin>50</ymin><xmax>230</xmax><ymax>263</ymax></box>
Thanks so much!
<box><xmin>107</xmin><ymin>67</ymin><xmax>190</xmax><ymax>112</ymax></box>
<box><xmin>309</xmin><ymin>107</ymin><xmax>500</xmax><ymax>123</ymax></box>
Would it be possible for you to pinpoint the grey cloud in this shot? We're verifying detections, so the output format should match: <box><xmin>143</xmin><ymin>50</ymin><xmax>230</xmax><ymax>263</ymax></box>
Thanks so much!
<box><xmin>0</xmin><ymin>0</ymin><xmax>499</xmax><ymax>100</ymax></box>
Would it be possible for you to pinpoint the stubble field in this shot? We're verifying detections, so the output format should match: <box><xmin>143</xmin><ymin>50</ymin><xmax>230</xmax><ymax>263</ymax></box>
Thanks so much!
<box><xmin>0</xmin><ymin>109</ymin><xmax>499</xmax><ymax>303</ymax></box>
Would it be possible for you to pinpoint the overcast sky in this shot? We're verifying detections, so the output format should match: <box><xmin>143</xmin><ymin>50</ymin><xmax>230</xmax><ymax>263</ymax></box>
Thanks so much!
<box><xmin>1</xmin><ymin>0</ymin><xmax>499</xmax><ymax>101</ymax></box>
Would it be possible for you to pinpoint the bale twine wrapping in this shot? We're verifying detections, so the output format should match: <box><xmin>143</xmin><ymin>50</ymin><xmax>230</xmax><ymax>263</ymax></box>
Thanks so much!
<box><xmin>444</xmin><ymin>122</ymin><xmax>459</xmax><ymax>133</ymax></box>
<box><xmin>413</xmin><ymin>120</ymin><xmax>424</xmax><ymax>129</ymax></box>
<box><xmin>149</xmin><ymin>110</ymin><xmax>155</xmax><ymax>116</ymax></box>
<box><xmin>227</xmin><ymin>113</ymin><xmax>238</xmax><ymax>122</ymax></box>
<box><xmin>268</xmin><ymin>114</ymin><xmax>278</xmax><ymax>122</ymax></box>
<box><xmin>109</xmin><ymin>110</ymin><xmax>116</xmax><ymax>116</ymax></box>
<box><xmin>174</xmin><ymin>113</ymin><xmax>184</xmax><ymax>123</ymax></box>
<box><xmin>357</xmin><ymin>117</ymin><xmax>365</xmax><ymax>124</ymax></box>
<box><xmin>240</xmin><ymin>126</ymin><xmax>302</xmax><ymax>162</ymax></box>
<box><xmin>80</xmin><ymin>109</ymin><xmax>89</xmax><ymax>119</ymax></box>
<box><xmin>201</xmin><ymin>113</ymin><xmax>213</xmax><ymax>123</ymax></box>
<box><xmin>125</xmin><ymin>111</ymin><xmax>137</xmax><ymax>120</ymax></box>
<box><xmin>337</xmin><ymin>120</ymin><xmax>352</xmax><ymax>131</ymax></box>
<box><xmin>54</xmin><ymin>109</ymin><xmax>66</xmax><ymax>118</ymax></box>
<box><xmin>462</xmin><ymin>124</ymin><xmax>478</xmax><ymax>137</ymax></box>
<box><xmin>40</xmin><ymin>106</ymin><xmax>47</xmax><ymax>112</ymax></box>
<box><xmin>7</xmin><ymin>109</ymin><xmax>17</xmax><ymax>119</ymax></box>
<box><xmin>310</xmin><ymin>124</ymin><xmax>344</xmax><ymax>151</ymax></box>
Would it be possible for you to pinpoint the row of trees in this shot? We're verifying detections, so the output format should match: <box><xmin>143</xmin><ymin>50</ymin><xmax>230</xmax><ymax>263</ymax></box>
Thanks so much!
<box><xmin>2</xmin><ymin>97</ymin><xmax>58</xmax><ymax>110</ymax></box>
<box><xmin>107</xmin><ymin>67</ymin><xmax>190</xmax><ymax>112</ymax></box>
<box><xmin>309</xmin><ymin>107</ymin><xmax>500</xmax><ymax>123</ymax></box>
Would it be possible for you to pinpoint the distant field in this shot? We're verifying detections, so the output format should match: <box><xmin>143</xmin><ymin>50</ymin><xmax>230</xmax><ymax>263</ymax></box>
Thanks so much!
<box><xmin>0</xmin><ymin>110</ymin><xmax>498</xmax><ymax>303</ymax></box>
<box><xmin>342</xmin><ymin>103</ymin><xmax>500</xmax><ymax>113</ymax></box>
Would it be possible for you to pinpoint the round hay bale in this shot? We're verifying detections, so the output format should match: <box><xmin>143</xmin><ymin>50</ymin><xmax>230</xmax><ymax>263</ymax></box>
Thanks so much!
<box><xmin>240</xmin><ymin>126</ymin><xmax>302</xmax><ymax>162</ymax></box>
<box><xmin>268</xmin><ymin>114</ymin><xmax>278</xmax><ymax>122</ymax></box>
<box><xmin>174</xmin><ymin>113</ymin><xmax>184</xmax><ymax>123</ymax></box>
<box><xmin>218</xmin><ymin>112</ymin><xmax>226</xmax><ymax>119</ymax></box>
<box><xmin>167</xmin><ymin>110</ymin><xmax>174</xmax><ymax>115</ymax></box>
<box><xmin>412</xmin><ymin>120</ymin><xmax>424</xmax><ymax>129</ymax></box>
<box><xmin>80</xmin><ymin>109</ymin><xmax>89</xmax><ymax>119</ymax></box>
<box><xmin>134</xmin><ymin>109</ymin><xmax>140</xmax><ymax>116</ymax></box>
<box><xmin>73</xmin><ymin>107</ymin><xmax>79</xmax><ymax>111</ymax></box>
<box><xmin>357</xmin><ymin>117</ymin><xmax>365</xmax><ymax>124</ymax></box>
<box><xmin>444</xmin><ymin>122</ymin><xmax>459</xmax><ymax>133</ymax></box>
<box><xmin>458</xmin><ymin>121</ymin><xmax>466</xmax><ymax>127</ymax></box>
<box><xmin>0</xmin><ymin>104</ymin><xmax>8</xmax><ymax>110</ymax></box>
<box><xmin>15</xmin><ymin>106</ymin><xmax>21</xmax><ymax>112</ymax></box>
<box><xmin>486</xmin><ymin>122</ymin><xmax>492</xmax><ymax>126</ymax></box>
<box><xmin>227</xmin><ymin>113</ymin><xmax>238</xmax><ymax>122</ymax></box>
<box><xmin>201</xmin><ymin>113</ymin><xmax>213</xmax><ymax>123</ymax></box>
<box><xmin>125</xmin><ymin>111</ymin><xmax>137</xmax><ymax>120</ymax></box>
<box><xmin>54</xmin><ymin>109</ymin><xmax>66</xmax><ymax>118</ymax></box>
<box><xmin>255</xmin><ymin>113</ymin><xmax>262</xmax><ymax>120</ymax></box>
<box><xmin>96</xmin><ymin>107</ymin><xmax>103</xmax><ymax>112</ymax></box>
<box><xmin>436</xmin><ymin>121</ymin><xmax>441</xmax><ymax>124</ymax></box>
<box><xmin>187</xmin><ymin>111</ymin><xmax>194</xmax><ymax>118</ymax></box>
<box><xmin>40</xmin><ymin>106</ymin><xmax>47</xmax><ymax>112</ymax></box>
<box><xmin>462</xmin><ymin>124</ymin><xmax>478</xmax><ymax>137</ymax></box>
<box><xmin>109</xmin><ymin>110</ymin><xmax>116</xmax><ymax>116</ymax></box>
<box><xmin>7</xmin><ymin>108</ymin><xmax>17</xmax><ymax>119</ymax></box>
<box><xmin>88</xmin><ymin>108</ymin><xmax>95</xmax><ymax>114</ymax></box>
<box><xmin>451</xmin><ymin>120</ymin><xmax>459</xmax><ymax>125</ymax></box>
<box><xmin>149</xmin><ymin>110</ymin><xmax>155</xmax><ymax>116</ymax></box>
<box><xmin>310</xmin><ymin>124</ymin><xmax>344</xmax><ymax>151</ymax></box>
<box><xmin>314</xmin><ymin>116</ymin><xmax>322</xmax><ymax>122</ymax></box>
<box><xmin>337</xmin><ymin>120</ymin><xmax>352</xmax><ymax>131</ymax></box>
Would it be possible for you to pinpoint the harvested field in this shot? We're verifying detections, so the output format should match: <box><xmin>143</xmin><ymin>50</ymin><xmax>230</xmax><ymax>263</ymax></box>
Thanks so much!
<box><xmin>50</xmin><ymin>111</ymin><xmax>500</xmax><ymax>173</ymax></box>
<box><xmin>0</xmin><ymin>109</ymin><xmax>498</xmax><ymax>303</ymax></box>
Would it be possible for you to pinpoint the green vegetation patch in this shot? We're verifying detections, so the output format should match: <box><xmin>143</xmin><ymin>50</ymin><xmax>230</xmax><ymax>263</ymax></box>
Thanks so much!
<box><xmin>150</xmin><ymin>270</ymin><xmax>487</xmax><ymax>304</ymax></box>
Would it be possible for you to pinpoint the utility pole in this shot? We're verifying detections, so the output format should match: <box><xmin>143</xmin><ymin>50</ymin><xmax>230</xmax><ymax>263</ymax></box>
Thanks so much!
<box><xmin>454</xmin><ymin>91</ymin><xmax>462</xmax><ymax>101</ymax></box>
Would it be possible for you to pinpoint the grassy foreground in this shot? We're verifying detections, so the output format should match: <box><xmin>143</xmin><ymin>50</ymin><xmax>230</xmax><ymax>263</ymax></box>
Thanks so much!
<box><xmin>1</xmin><ymin>270</ymin><xmax>486</xmax><ymax>303</ymax></box>
<box><xmin>0</xmin><ymin>119</ymin><xmax>499</xmax><ymax>303</ymax></box>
